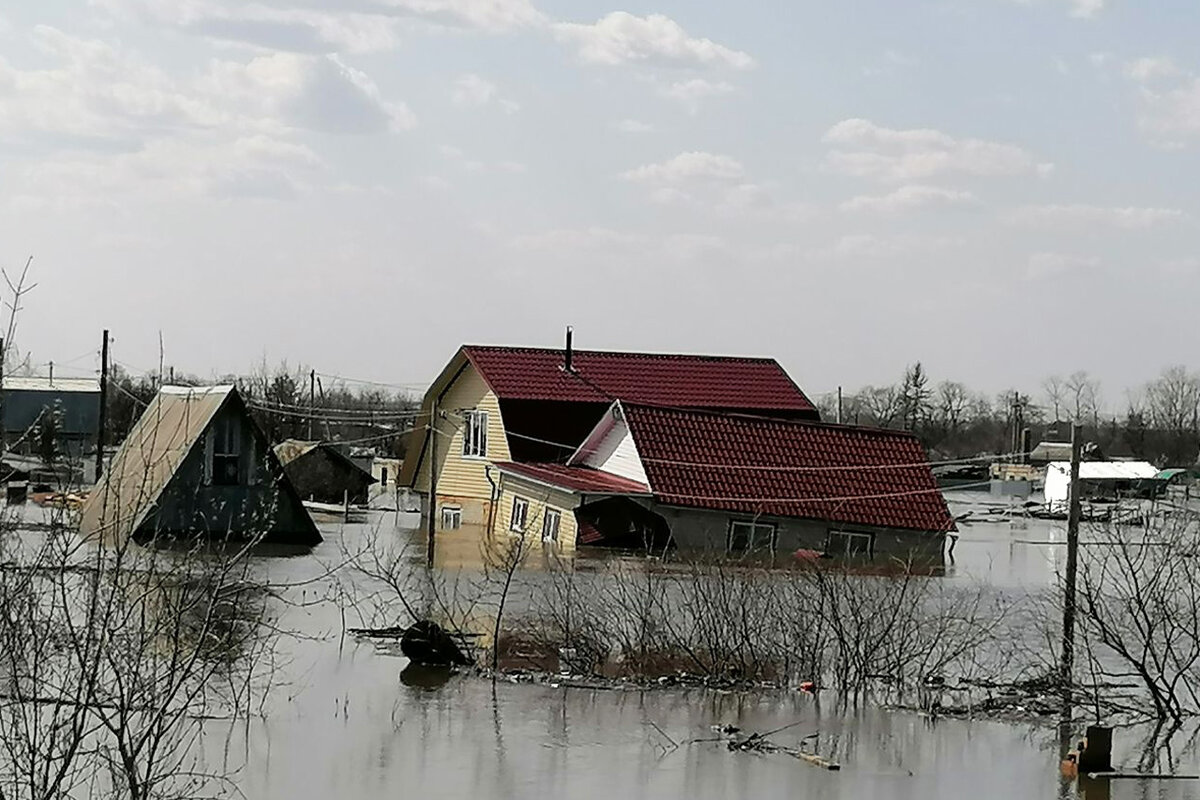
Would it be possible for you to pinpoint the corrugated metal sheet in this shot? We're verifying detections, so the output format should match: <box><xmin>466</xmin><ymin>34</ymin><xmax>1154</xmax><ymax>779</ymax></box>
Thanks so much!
<box><xmin>80</xmin><ymin>385</ymin><xmax>233</xmax><ymax>540</ymax></box>
<box><xmin>2</xmin><ymin>377</ymin><xmax>99</xmax><ymax>393</ymax></box>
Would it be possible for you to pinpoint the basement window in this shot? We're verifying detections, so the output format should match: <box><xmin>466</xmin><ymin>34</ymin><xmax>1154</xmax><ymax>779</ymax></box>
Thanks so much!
<box><xmin>728</xmin><ymin>520</ymin><xmax>776</xmax><ymax>554</ymax></box>
<box><xmin>542</xmin><ymin>508</ymin><xmax>561</xmax><ymax>543</ymax></box>
<box><xmin>827</xmin><ymin>530</ymin><xmax>874</xmax><ymax>558</ymax></box>
<box><xmin>463</xmin><ymin>410</ymin><xmax>488</xmax><ymax>458</ymax></box>
<box><xmin>440</xmin><ymin>506</ymin><xmax>462</xmax><ymax>530</ymax></box>
<box><xmin>510</xmin><ymin>496</ymin><xmax>529</xmax><ymax>532</ymax></box>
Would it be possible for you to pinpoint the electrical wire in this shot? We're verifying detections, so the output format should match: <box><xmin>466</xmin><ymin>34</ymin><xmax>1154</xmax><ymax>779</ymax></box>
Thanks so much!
<box><xmin>652</xmin><ymin>481</ymin><xmax>992</xmax><ymax>506</ymax></box>
<box><xmin>314</xmin><ymin>370</ymin><xmax>428</xmax><ymax>391</ymax></box>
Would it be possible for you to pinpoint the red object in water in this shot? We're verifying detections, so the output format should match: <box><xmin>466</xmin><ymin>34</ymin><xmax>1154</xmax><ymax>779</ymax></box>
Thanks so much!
<box><xmin>799</xmin><ymin>681</ymin><xmax>817</xmax><ymax>693</ymax></box>
<box><xmin>793</xmin><ymin>549</ymin><xmax>822</xmax><ymax>561</ymax></box>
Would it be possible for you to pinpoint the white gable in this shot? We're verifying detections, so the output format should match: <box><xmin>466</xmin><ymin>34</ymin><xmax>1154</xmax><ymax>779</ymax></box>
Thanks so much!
<box><xmin>570</xmin><ymin>402</ymin><xmax>649</xmax><ymax>487</ymax></box>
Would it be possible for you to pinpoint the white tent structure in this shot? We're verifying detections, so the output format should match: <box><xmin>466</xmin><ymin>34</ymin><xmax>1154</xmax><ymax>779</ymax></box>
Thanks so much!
<box><xmin>1044</xmin><ymin>460</ymin><xmax>1160</xmax><ymax>510</ymax></box>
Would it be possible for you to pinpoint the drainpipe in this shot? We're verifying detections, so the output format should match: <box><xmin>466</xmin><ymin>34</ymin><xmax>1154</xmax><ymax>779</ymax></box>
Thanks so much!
<box><xmin>484</xmin><ymin>464</ymin><xmax>499</xmax><ymax>539</ymax></box>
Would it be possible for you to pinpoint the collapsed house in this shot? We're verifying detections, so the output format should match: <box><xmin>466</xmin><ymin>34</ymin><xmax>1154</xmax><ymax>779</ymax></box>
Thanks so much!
<box><xmin>400</xmin><ymin>339</ymin><xmax>952</xmax><ymax>559</ymax></box>
<box><xmin>273</xmin><ymin>440</ymin><xmax>376</xmax><ymax>505</ymax></box>
<box><xmin>79</xmin><ymin>385</ymin><xmax>321</xmax><ymax>546</ymax></box>
<box><xmin>1043</xmin><ymin>460</ymin><xmax>1163</xmax><ymax>511</ymax></box>
<box><xmin>494</xmin><ymin>402</ymin><xmax>955</xmax><ymax>560</ymax></box>
<box><xmin>400</xmin><ymin>342</ymin><xmax>819</xmax><ymax>533</ymax></box>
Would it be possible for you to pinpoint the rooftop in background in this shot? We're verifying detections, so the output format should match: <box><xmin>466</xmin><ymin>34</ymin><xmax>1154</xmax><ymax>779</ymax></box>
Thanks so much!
<box><xmin>2</xmin><ymin>376</ymin><xmax>100</xmax><ymax>393</ymax></box>
<box><xmin>462</xmin><ymin>345</ymin><xmax>817</xmax><ymax>416</ymax></box>
<box><xmin>495</xmin><ymin>461</ymin><xmax>651</xmax><ymax>495</ymax></box>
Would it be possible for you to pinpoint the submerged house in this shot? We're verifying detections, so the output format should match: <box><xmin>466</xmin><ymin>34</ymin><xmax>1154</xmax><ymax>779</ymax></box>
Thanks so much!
<box><xmin>494</xmin><ymin>403</ymin><xmax>955</xmax><ymax>560</ymax></box>
<box><xmin>2</xmin><ymin>376</ymin><xmax>101</xmax><ymax>460</ymax></box>
<box><xmin>80</xmin><ymin>385</ymin><xmax>321</xmax><ymax>546</ymax></box>
<box><xmin>400</xmin><ymin>340</ymin><xmax>951</xmax><ymax>559</ymax></box>
<box><xmin>1043</xmin><ymin>460</ymin><xmax>1162</xmax><ymax>511</ymax></box>
<box><xmin>274</xmin><ymin>440</ymin><xmax>376</xmax><ymax>505</ymax></box>
<box><xmin>399</xmin><ymin>341</ymin><xmax>819</xmax><ymax>533</ymax></box>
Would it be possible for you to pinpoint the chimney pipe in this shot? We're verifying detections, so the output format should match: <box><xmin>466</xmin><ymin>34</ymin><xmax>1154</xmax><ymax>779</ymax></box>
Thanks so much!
<box><xmin>564</xmin><ymin>326</ymin><xmax>574</xmax><ymax>372</ymax></box>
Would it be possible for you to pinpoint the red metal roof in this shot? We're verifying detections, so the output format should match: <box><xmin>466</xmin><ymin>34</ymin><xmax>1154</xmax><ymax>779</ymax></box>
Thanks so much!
<box><xmin>462</xmin><ymin>346</ymin><xmax>817</xmax><ymax>416</ymax></box>
<box><xmin>622</xmin><ymin>405</ymin><xmax>955</xmax><ymax>533</ymax></box>
<box><xmin>494</xmin><ymin>461</ymin><xmax>651</xmax><ymax>495</ymax></box>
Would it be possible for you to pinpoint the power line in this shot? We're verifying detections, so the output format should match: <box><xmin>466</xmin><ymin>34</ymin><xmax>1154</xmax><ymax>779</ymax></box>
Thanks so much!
<box><xmin>314</xmin><ymin>370</ymin><xmax>428</xmax><ymax>391</ymax></box>
<box><xmin>640</xmin><ymin>451</ymin><xmax>1024</xmax><ymax>473</ymax></box>
<box><xmin>657</xmin><ymin>481</ymin><xmax>990</xmax><ymax>506</ymax></box>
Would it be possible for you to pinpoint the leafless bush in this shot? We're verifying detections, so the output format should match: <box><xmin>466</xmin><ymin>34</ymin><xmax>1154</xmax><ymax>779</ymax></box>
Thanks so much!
<box><xmin>1077</xmin><ymin>512</ymin><xmax>1200</xmax><ymax>722</ymax></box>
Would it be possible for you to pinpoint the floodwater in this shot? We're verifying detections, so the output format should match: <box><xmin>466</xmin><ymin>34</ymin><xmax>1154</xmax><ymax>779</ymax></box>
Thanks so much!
<box><xmin>220</xmin><ymin>504</ymin><xmax>1197</xmax><ymax>800</ymax></box>
<box><xmin>9</xmin><ymin>500</ymin><xmax>1200</xmax><ymax>798</ymax></box>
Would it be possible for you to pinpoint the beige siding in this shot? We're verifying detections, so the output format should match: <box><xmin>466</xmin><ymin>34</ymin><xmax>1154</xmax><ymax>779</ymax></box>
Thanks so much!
<box><xmin>414</xmin><ymin>364</ymin><xmax>511</xmax><ymax>520</ymax></box>
<box><xmin>496</xmin><ymin>474</ymin><xmax>581</xmax><ymax>551</ymax></box>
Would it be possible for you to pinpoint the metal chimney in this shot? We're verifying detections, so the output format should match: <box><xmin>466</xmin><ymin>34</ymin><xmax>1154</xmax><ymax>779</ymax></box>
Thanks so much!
<box><xmin>564</xmin><ymin>326</ymin><xmax>574</xmax><ymax>372</ymax></box>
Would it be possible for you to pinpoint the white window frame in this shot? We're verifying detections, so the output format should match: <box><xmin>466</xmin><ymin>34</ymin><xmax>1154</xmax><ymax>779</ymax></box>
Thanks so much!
<box><xmin>440</xmin><ymin>505</ymin><xmax>462</xmax><ymax>530</ymax></box>
<box><xmin>827</xmin><ymin>530</ymin><xmax>875</xmax><ymax>557</ymax></box>
<box><xmin>209</xmin><ymin>415</ymin><xmax>242</xmax><ymax>486</ymax></box>
<box><xmin>727</xmin><ymin>520</ymin><xmax>777</xmax><ymax>554</ymax></box>
<box><xmin>542</xmin><ymin>508</ymin><xmax>561</xmax><ymax>543</ymax></box>
<box><xmin>462</xmin><ymin>410</ymin><xmax>488</xmax><ymax>459</ymax></box>
<box><xmin>509</xmin><ymin>496</ymin><xmax>529</xmax><ymax>532</ymax></box>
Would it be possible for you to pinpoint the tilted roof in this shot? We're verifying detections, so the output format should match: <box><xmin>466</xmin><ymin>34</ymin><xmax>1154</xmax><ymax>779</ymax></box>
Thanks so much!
<box><xmin>494</xmin><ymin>461</ymin><xmax>651</xmax><ymax>495</ymax></box>
<box><xmin>80</xmin><ymin>385</ymin><xmax>235</xmax><ymax>540</ymax></box>
<box><xmin>620</xmin><ymin>404</ymin><xmax>955</xmax><ymax>532</ymax></box>
<box><xmin>462</xmin><ymin>345</ymin><xmax>817</xmax><ymax>414</ymax></box>
<box><xmin>2</xmin><ymin>376</ymin><xmax>100</xmax><ymax>393</ymax></box>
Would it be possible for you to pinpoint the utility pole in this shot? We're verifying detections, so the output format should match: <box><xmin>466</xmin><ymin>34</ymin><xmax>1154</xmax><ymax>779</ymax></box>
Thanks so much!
<box><xmin>95</xmin><ymin>330</ymin><xmax>109</xmax><ymax>481</ymax></box>
<box><xmin>1060</xmin><ymin>422</ymin><xmax>1083</xmax><ymax>729</ymax></box>
<box><xmin>426</xmin><ymin>397</ymin><xmax>438</xmax><ymax>569</ymax></box>
<box><xmin>0</xmin><ymin>336</ymin><xmax>6</xmax><ymax>456</ymax></box>
<box><xmin>836</xmin><ymin>386</ymin><xmax>843</xmax><ymax>425</ymax></box>
<box><xmin>308</xmin><ymin>369</ymin><xmax>315</xmax><ymax>441</ymax></box>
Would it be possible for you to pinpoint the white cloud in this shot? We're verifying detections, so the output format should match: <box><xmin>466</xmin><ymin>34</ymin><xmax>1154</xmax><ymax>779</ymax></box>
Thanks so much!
<box><xmin>1009</xmin><ymin>204</ymin><xmax>1185</xmax><ymax>229</ymax></box>
<box><xmin>823</xmin><ymin>118</ymin><xmax>1049</xmax><ymax>182</ymax></box>
<box><xmin>452</xmin><ymin>73</ymin><xmax>519</xmax><ymax>113</ymax></box>
<box><xmin>509</xmin><ymin>227</ymin><xmax>648</xmax><ymax>251</ymax></box>
<box><xmin>1026</xmin><ymin>252</ymin><xmax>1100</xmax><ymax>279</ymax></box>
<box><xmin>554</xmin><ymin>12</ymin><xmax>753</xmax><ymax>70</ymax></box>
<box><xmin>839</xmin><ymin>184</ymin><xmax>978</xmax><ymax>213</ymax></box>
<box><xmin>202</xmin><ymin>52</ymin><xmax>415</xmax><ymax>134</ymax></box>
<box><xmin>92</xmin><ymin>0</ymin><xmax>544</xmax><ymax>49</ymax></box>
<box><xmin>1160</xmin><ymin>257</ymin><xmax>1200</xmax><ymax>276</ymax></box>
<box><xmin>658</xmin><ymin>78</ymin><xmax>734</xmax><ymax>113</ymax></box>
<box><xmin>611</xmin><ymin>118</ymin><xmax>653</xmax><ymax>133</ymax></box>
<box><xmin>621</xmin><ymin>151</ymin><xmax>744</xmax><ymax>183</ymax></box>
<box><xmin>1125</xmin><ymin>57</ymin><xmax>1200</xmax><ymax>146</ymax></box>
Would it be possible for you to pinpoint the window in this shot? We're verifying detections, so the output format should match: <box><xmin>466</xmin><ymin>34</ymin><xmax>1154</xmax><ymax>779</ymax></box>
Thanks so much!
<box><xmin>210</xmin><ymin>415</ymin><xmax>242</xmax><ymax>486</ymax></box>
<box><xmin>463</xmin><ymin>410</ymin><xmax>488</xmax><ymax>458</ymax></box>
<box><xmin>542</xmin><ymin>508</ymin><xmax>561</xmax><ymax>543</ymax></box>
<box><xmin>509</xmin><ymin>496</ymin><xmax>529</xmax><ymax>532</ymax></box>
<box><xmin>727</xmin><ymin>520</ymin><xmax>777</xmax><ymax>554</ymax></box>
<box><xmin>827</xmin><ymin>530</ymin><xmax>874</xmax><ymax>557</ymax></box>
<box><xmin>381</xmin><ymin>467</ymin><xmax>388</xmax><ymax>488</ymax></box>
<box><xmin>440</xmin><ymin>506</ymin><xmax>462</xmax><ymax>530</ymax></box>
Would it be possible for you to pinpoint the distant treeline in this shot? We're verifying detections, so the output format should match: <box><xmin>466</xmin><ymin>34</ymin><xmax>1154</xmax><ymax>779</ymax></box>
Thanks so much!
<box><xmin>107</xmin><ymin>363</ymin><xmax>420</xmax><ymax>457</ymax></box>
<box><xmin>819</xmin><ymin>364</ymin><xmax>1200</xmax><ymax>467</ymax></box>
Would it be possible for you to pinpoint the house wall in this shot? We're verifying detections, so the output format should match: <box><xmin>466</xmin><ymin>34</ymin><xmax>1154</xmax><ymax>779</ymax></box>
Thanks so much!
<box><xmin>138</xmin><ymin>404</ymin><xmax>317</xmax><ymax>545</ymax></box>
<box><xmin>414</xmin><ymin>364</ymin><xmax>512</xmax><ymax>527</ymax></box>
<box><xmin>284</xmin><ymin>449</ymin><xmax>373</xmax><ymax>505</ymax></box>
<box><xmin>654</xmin><ymin>504</ymin><xmax>946</xmax><ymax>563</ymax></box>
<box><xmin>495</xmin><ymin>474</ymin><xmax>581</xmax><ymax>551</ymax></box>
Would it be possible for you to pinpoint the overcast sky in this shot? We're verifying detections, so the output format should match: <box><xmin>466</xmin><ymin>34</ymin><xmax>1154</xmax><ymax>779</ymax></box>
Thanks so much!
<box><xmin>1</xmin><ymin>0</ymin><xmax>1197</xmax><ymax>402</ymax></box>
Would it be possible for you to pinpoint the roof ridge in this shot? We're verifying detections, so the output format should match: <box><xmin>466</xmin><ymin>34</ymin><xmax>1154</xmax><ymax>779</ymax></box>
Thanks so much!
<box><xmin>621</xmin><ymin>401</ymin><xmax>923</xmax><ymax>439</ymax></box>
<box><xmin>462</xmin><ymin>344</ymin><xmax>778</xmax><ymax>363</ymax></box>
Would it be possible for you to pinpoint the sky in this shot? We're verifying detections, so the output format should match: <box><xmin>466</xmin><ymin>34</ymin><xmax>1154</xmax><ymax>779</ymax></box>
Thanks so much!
<box><xmin>0</xmin><ymin>0</ymin><xmax>1198</xmax><ymax>403</ymax></box>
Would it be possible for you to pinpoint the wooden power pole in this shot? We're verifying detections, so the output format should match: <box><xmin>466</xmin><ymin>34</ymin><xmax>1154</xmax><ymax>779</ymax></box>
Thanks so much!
<box><xmin>308</xmin><ymin>369</ymin><xmax>315</xmax><ymax>441</ymax></box>
<box><xmin>426</xmin><ymin>398</ymin><xmax>438</xmax><ymax>569</ymax></box>
<box><xmin>95</xmin><ymin>330</ymin><xmax>109</xmax><ymax>481</ymax></box>
<box><xmin>1060</xmin><ymin>422</ymin><xmax>1083</xmax><ymax>725</ymax></box>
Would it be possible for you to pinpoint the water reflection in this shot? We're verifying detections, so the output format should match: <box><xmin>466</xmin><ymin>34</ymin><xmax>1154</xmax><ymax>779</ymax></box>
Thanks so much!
<box><xmin>400</xmin><ymin>663</ymin><xmax>456</xmax><ymax>690</ymax></box>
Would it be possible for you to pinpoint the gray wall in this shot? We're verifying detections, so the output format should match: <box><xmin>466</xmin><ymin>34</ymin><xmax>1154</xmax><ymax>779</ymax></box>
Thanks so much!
<box><xmin>137</xmin><ymin>404</ymin><xmax>319</xmax><ymax>546</ymax></box>
<box><xmin>653</xmin><ymin>503</ymin><xmax>946</xmax><ymax>563</ymax></box>
<box><xmin>3</xmin><ymin>389</ymin><xmax>100</xmax><ymax>439</ymax></box>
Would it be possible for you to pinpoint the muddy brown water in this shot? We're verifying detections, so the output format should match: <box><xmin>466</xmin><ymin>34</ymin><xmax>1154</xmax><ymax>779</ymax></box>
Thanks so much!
<box><xmin>8</xmin><ymin>498</ymin><xmax>1200</xmax><ymax>798</ymax></box>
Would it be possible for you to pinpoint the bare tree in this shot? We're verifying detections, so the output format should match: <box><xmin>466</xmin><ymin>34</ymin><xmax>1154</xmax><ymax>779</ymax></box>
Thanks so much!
<box><xmin>1064</xmin><ymin>371</ymin><xmax>1102</xmax><ymax>426</ymax></box>
<box><xmin>1043</xmin><ymin>375</ymin><xmax>1066</xmax><ymax>422</ymax></box>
